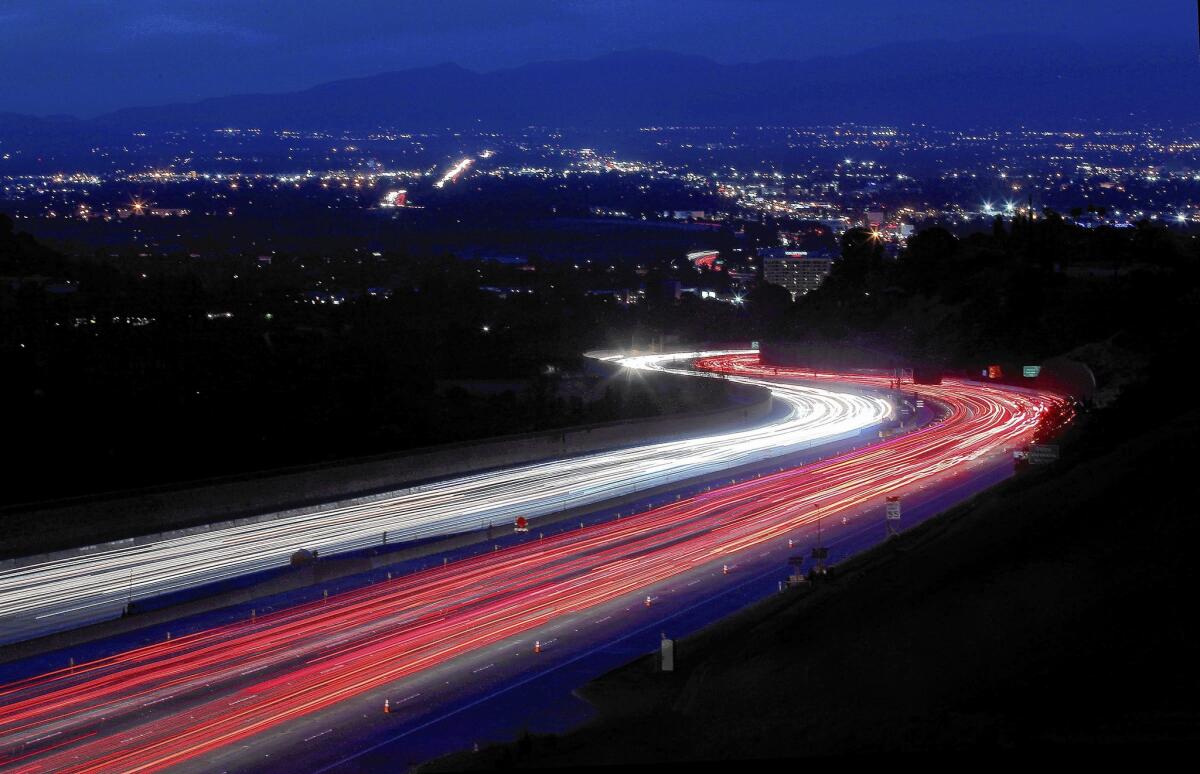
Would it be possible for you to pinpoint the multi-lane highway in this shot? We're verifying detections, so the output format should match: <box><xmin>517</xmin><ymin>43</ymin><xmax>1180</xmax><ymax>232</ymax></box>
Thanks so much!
<box><xmin>0</xmin><ymin>355</ymin><xmax>1064</xmax><ymax>772</ymax></box>
<box><xmin>0</xmin><ymin>351</ymin><xmax>891</xmax><ymax>644</ymax></box>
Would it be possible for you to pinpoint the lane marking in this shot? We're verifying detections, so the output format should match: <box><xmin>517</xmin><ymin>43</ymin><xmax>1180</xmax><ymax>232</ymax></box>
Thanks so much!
<box><xmin>312</xmin><ymin>562</ymin><xmax>786</xmax><ymax>774</ymax></box>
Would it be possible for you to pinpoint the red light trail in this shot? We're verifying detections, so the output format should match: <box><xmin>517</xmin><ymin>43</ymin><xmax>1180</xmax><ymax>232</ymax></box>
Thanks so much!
<box><xmin>0</xmin><ymin>356</ymin><xmax>1066</xmax><ymax>772</ymax></box>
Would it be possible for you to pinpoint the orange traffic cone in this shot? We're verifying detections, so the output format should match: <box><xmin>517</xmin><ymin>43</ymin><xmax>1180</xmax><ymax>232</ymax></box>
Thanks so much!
<box><xmin>644</xmin><ymin>595</ymin><xmax>652</xmax><ymax>607</ymax></box>
<box><xmin>534</xmin><ymin>640</ymin><xmax>541</xmax><ymax>653</ymax></box>
<box><xmin>384</xmin><ymin>699</ymin><xmax>390</xmax><ymax>714</ymax></box>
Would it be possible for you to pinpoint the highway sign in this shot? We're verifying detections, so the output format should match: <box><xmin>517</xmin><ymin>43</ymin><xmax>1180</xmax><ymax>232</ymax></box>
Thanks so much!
<box><xmin>1023</xmin><ymin>365</ymin><xmax>1042</xmax><ymax>377</ymax></box>
<box><xmin>885</xmin><ymin>496</ymin><xmax>901</xmax><ymax>520</ymax></box>
<box><xmin>1028</xmin><ymin>444</ymin><xmax>1059</xmax><ymax>464</ymax></box>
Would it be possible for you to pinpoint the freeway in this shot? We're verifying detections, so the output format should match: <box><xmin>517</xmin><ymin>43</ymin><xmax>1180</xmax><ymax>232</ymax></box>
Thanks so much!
<box><xmin>0</xmin><ymin>356</ymin><xmax>1064</xmax><ymax>772</ymax></box>
<box><xmin>0</xmin><ymin>351</ymin><xmax>891</xmax><ymax>644</ymax></box>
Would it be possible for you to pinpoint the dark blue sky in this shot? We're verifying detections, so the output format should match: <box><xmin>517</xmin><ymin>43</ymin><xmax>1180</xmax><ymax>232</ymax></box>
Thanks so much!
<box><xmin>0</xmin><ymin>0</ymin><xmax>1187</xmax><ymax>117</ymax></box>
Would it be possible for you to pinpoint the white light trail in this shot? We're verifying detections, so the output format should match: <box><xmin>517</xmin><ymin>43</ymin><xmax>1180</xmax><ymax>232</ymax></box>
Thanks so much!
<box><xmin>434</xmin><ymin>158</ymin><xmax>473</xmax><ymax>188</ymax></box>
<box><xmin>0</xmin><ymin>351</ymin><xmax>890</xmax><ymax>643</ymax></box>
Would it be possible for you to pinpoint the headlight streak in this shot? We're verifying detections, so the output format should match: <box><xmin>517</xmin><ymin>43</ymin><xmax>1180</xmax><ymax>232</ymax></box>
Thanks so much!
<box><xmin>0</xmin><ymin>356</ymin><xmax>1066</xmax><ymax>772</ymax></box>
<box><xmin>0</xmin><ymin>351</ymin><xmax>888</xmax><ymax>643</ymax></box>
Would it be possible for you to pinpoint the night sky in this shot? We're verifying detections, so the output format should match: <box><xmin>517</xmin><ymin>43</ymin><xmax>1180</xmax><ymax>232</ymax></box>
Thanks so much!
<box><xmin>0</xmin><ymin>0</ymin><xmax>1188</xmax><ymax>117</ymax></box>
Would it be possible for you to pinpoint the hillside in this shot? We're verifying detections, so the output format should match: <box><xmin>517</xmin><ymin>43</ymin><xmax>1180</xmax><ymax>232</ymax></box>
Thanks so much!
<box><xmin>5</xmin><ymin>38</ymin><xmax>1197</xmax><ymax>132</ymax></box>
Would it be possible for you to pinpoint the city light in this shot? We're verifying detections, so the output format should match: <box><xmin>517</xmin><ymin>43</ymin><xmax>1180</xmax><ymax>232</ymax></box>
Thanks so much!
<box><xmin>434</xmin><ymin>157</ymin><xmax>474</xmax><ymax>188</ymax></box>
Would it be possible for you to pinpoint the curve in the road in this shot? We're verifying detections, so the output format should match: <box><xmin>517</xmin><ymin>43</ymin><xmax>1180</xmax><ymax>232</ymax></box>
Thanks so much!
<box><xmin>0</xmin><ymin>357</ymin><xmax>1065</xmax><ymax>772</ymax></box>
<box><xmin>0</xmin><ymin>351</ymin><xmax>891</xmax><ymax>644</ymax></box>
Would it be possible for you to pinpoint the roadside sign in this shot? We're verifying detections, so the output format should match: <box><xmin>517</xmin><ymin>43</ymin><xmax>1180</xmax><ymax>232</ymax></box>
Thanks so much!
<box><xmin>751</xmin><ymin>340</ymin><xmax>760</xmax><ymax>350</ymax></box>
<box><xmin>885</xmin><ymin>496</ymin><xmax>901</xmax><ymax>520</ymax></box>
<box><xmin>1023</xmin><ymin>365</ymin><xmax>1042</xmax><ymax>378</ymax></box>
<box><xmin>660</xmin><ymin>637</ymin><xmax>674</xmax><ymax>672</ymax></box>
<box><xmin>1028</xmin><ymin>444</ymin><xmax>1059</xmax><ymax>464</ymax></box>
<box><xmin>915</xmin><ymin>399</ymin><xmax>924</xmax><ymax>408</ymax></box>
<box><xmin>514</xmin><ymin>516</ymin><xmax>529</xmax><ymax>532</ymax></box>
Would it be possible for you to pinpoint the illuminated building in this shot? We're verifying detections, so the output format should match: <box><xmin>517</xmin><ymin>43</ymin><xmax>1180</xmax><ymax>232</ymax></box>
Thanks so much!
<box><xmin>761</xmin><ymin>248</ymin><xmax>834</xmax><ymax>297</ymax></box>
<box><xmin>380</xmin><ymin>190</ymin><xmax>407</xmax><ymax>208</ymax></box>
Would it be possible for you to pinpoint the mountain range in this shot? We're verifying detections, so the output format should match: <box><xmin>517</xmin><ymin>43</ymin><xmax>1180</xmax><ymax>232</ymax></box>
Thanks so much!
<box><xmin>4</xmin><ymin>36</ymin><xmax>1199</xmax><ymax>134</ymax></box>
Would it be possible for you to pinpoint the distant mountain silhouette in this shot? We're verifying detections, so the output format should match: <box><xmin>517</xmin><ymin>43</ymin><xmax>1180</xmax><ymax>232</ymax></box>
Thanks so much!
<box><xmin>11</xmin><ymin>37</ymin><xmax>1200</xmax><ymax>132</ymax></box>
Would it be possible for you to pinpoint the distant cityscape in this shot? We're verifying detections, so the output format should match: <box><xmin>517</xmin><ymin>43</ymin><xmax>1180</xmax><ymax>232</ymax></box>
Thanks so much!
<box><xmin>3</xmin><ymin>123</ymin><xmax>1196</xmax><ymax>307</ymax></box>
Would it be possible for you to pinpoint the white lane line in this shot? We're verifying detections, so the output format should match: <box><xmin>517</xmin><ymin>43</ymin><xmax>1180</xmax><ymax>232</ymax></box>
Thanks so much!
<box><xmin>29</xmin><ymin>731</ymin><xmax>62</xmax><ymax>744</ymax></box>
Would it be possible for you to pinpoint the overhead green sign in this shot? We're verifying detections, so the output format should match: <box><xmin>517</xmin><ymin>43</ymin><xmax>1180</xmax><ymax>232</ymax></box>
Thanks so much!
<box><xmin>1022</xmin><ymin>365</ymin><xmax>1041</xmax><ymax>378</ymax></box>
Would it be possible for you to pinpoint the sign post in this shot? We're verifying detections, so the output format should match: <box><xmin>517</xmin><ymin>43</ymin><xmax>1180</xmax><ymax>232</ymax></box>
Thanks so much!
<box><xmin>660</xmin><ymin>633</ymin><xmax>674</xmax><ymax>672</ymax></box>
<box><xmin>885</xmin><ymin>495</ymin><xmax>902</xmax><ymax>537</ymax></box>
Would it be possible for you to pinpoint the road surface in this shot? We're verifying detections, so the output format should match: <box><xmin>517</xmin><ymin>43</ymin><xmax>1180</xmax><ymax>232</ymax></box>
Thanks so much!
<box><xmin>0</xmin><ymin>356</ymin><xmax>1064</xmax><ymax>772</ymax></box>
<box><xmin>0</xmin><ymin>351</ymin><xmax>890</xmax><ymax>644</ymax></box>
